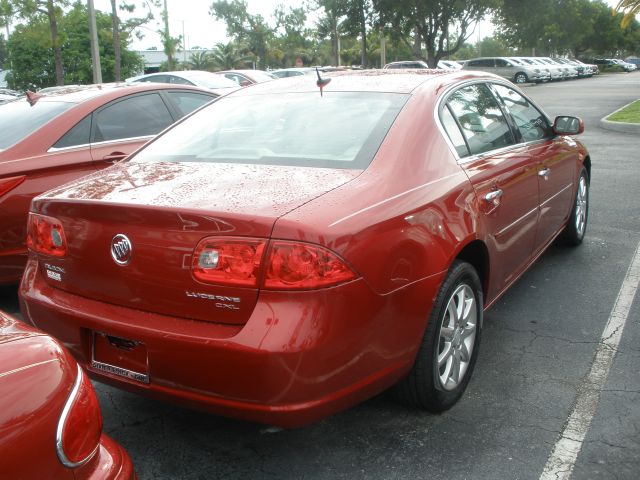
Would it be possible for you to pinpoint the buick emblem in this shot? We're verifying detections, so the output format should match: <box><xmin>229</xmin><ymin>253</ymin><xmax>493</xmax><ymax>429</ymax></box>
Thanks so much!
<box><xmin>111</xmin><ymin>234</ymin><xmax>133</xmax><ymax>265</ymax></box>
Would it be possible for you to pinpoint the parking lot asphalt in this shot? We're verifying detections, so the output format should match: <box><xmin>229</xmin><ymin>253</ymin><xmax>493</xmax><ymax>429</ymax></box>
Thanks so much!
<box><xmin>1</xmin><ymin>73</ymin><xmax>639</xmax><ymax>480</ymax></box>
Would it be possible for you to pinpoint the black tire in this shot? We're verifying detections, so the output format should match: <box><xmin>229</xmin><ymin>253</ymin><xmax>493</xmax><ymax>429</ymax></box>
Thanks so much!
<box><xmin>561</xmin><ymin>166</ymin><xmax>589</xmax><ymax>246</ymax></box>
<box><xmin>394</xmin><ymin>260</ymin><xmax>483</xmax><ymax>412</ymax></box>
<box><xmin>514</xmin><ymin>72</ymin><xmax>528</xmax><ymax>84</ymax></box>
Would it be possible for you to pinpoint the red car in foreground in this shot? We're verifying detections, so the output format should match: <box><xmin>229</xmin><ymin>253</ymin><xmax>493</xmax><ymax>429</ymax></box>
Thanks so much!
<box><xmin>0</xmin><ymin>83</ymin><xmax>216</xmax><ymax>285</ymax></box>
<box><xmin>0</xmin><ymin>311</ymin><xmax>135</xmax><ymax>478</ymax></box>
<box><xmin>19</xmin><ymin>70</ymin><xmax>590</xmax><ymax>427</ymax></box>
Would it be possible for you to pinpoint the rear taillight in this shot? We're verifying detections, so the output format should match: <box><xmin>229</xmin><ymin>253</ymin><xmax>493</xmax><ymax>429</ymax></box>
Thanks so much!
<box><xmin>0</xmin><ymin>175</ymin><xmax>26</xmax><ymax>198</ymax></box>
<box><xmin>192</xmin><ymin>237</ymin><xmax>266</xmax><ymax>287</ymax></box>
<box><xmin>26</xmin><ymin>213</ymin><xmax>67</xmax><ymax>257</ymax></box>
<box><xmin>192</xmin><ymin>238</ymin><xmax>357</xmax><ymax>290</ymax></box>
<box><xmin>56</xmin><ymin>366</ymin><xmax>102</xmax><ymax>468</ymax></box>
<box><xmin>264</xmin><ymin>241</ymin><xmax>356</xmax><ymax>290</ymax></box>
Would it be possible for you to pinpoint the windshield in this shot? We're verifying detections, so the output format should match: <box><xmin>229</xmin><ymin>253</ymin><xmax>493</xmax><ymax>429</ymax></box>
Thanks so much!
<box><xmin>134</xmin><ymin>92</ymin><xmax>408</xmax><ymax>169</ymax></box>
<box><xmin>0</xmin><ymin>100</ymin><xmax>74</xmax><ymax>150</ymax></box>
<box><xmin>248</xmin><ymin>71</ymin><xmax>277</xmax><ymax>83</ymax></box>
<box><xmin>185</xmin><ymin>72</ymin><xmax>238</xmax><ymax>89</ymax></box>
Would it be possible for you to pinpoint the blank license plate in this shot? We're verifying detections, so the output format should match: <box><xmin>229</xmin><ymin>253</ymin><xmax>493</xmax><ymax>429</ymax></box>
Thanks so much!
<box><xmin>91</xmin><ymin>332</ymin><xmax>149</xmax><ymax>383</ymax></box>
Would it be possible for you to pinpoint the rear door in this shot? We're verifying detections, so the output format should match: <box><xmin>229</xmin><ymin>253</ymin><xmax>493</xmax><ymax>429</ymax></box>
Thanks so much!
<box><xmin>441</xmin><ymin>82</ymin><xmax>539</xmax><ymax>296</ymax></box>
<box><xmin>89</xmin><ymin>92</ymin><xmax>175</xmax><ymax>165</ymax></box>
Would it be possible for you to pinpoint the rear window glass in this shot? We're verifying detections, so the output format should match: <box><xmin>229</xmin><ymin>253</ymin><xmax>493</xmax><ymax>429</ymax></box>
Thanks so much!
<box><xmin>133</xmin><ymin>92</ymin><xmax>409</xmax><ymax>169</ymax></box>
<box><xmin>0</xmin><ymin>100</ymin><xmax>74</xmax><ymax>150</ymax></box>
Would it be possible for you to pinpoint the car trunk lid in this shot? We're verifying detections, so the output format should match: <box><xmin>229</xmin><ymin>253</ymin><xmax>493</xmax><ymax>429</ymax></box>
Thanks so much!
<box><xmin>32</xmin><ymin>161</ymin><xmax>359</xmax><ymax>325</ymax></box>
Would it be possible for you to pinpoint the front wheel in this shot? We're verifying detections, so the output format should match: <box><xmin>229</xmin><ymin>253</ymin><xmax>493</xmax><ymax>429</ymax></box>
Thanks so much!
<box><xmin>394</xmin><ymin>260</ymin><xmax>483</xmax><ymax>412</ymax></box>
<box><xmin>561</xmin><ymin>167</ymin><xmax>589</xmax><ymax>246</ymax></box>
<box><xmin>514</xmin><ymin>72</ymin><xmax>528</xmax><ymax>84</ymax></box>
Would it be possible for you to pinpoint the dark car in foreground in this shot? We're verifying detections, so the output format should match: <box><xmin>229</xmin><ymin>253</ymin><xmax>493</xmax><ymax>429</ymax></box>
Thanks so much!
<box><xmin>0</xmin><ymin>83</ymin><xmax>216</xmax><ymax>285</ymax></box>
<box><xmin>0</xmin><ymin>310</ymin><xmax>135</xmax><ymax>479</ymax></box>
<box><xmin>19</xmin><ymin>70</ymin><xmax>590</xmax><ymax>428</ymax></box>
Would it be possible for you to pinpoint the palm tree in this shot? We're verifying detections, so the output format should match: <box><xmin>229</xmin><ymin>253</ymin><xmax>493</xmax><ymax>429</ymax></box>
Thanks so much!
<box><xmin>188</xmin><ymin>51</ymin><xmax>213</xmax><ymax>70</ymax></box>
<box><xmin>616</xmin><ymin>0</ymin><xmax>640</xmax><ymax>28</ymax></box>
<box><xmin>210</xmin><ymin>42</ymin><xmax>251</xmax><ymax>70</ymax></box>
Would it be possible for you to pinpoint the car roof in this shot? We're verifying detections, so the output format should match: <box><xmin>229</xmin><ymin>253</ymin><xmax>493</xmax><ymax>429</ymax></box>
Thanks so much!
<box><xmin>226</xmin><ymin>68</ymin><xmax>476</xmax><ymax>95</ymax></box>
<box><xmin>26</xmin><ymin>82</ymin><xmax>209</xmax><ymax>104</ymax></box>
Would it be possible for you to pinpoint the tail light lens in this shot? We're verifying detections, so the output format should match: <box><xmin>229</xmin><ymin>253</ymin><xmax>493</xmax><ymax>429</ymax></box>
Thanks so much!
<box><xmin>192</xmin><ymin>237</ymin><xmax>357</xmax><ymax>290</ymax></box>
<box><xmin>26</xmin><ymin>213</ymin><xmax>67</xmax><ymax>257</ymax></box>
<box><xmin>56</xmin><ymin>366</ymin><xmax>102</xmax><ymax>467</ymax></box>
<box><xmin>264</xmin><ymin>241</ymin><xmax>356</xmax><ymax>290</ymax></box>
<box><xmin>192</xmin><ymin>237</ymin><xmax>266</xmax><ymax>287</ymax></box>
<box><xmin>0</xmin><ymin>175</ymin><xmax>26</xmax><ymax>198</ymax></box>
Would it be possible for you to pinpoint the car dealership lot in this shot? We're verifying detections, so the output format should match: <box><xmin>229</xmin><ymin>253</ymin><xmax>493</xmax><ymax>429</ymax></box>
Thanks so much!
<box><xmin>1</xmin><ymin>73</ymin><xmax>639</xmax><ymax>479</ymax></box>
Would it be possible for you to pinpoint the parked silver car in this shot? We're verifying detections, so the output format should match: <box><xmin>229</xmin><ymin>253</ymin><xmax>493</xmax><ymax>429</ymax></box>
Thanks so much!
<box><xmin>462</xmin><ymin>57</ymin><xmax>549</xmax><ymax>84</ymax></box>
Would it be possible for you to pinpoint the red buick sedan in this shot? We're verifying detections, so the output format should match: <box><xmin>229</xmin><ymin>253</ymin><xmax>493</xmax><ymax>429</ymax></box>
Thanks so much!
<box><xmin>0</xmin><ymin>83</ymin><xmax>217</xmax><ymax>285</ymax></box>
<box><xmin>19</xmin><ymin>70</ymin><xmax>590</xmax><ymax>427</ymax></box>
<box><xmin>0</xmin><ymin>310</ymin><xmax>135</xmax><ymax>478</ymax></box>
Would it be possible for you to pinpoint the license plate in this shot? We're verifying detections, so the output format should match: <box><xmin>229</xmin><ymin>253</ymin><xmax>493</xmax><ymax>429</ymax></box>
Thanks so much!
<box><xmin>91</xmin><ymin>332</ymin><xmax>149</xmax><ymax>383</ymax></box>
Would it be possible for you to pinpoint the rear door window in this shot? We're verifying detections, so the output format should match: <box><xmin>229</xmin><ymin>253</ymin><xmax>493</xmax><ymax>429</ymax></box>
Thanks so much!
<box><xmin>445</xmin><ymin>83</ymin><xmax>515</xmax><ymax>156</ymax></box>
<box><xmin>93</xmin><ymin>93</ymin><xmax>174</xmax><ymax>143</ymax></box>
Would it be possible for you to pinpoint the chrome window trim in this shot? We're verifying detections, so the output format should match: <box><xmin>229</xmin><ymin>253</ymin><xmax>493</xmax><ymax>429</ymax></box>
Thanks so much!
<box><xmin>47</xmin><ymin>134</ymin><xmax>154</xmax><ymax>153</ymax></box>
<box><xmin>56</xmin><ymin>365</ymin><xmax>100</xmax><ymax>468</ymax></box>
<box><xmin>434</xmin><ymin>78</ymin><xmax>553</xmax><ymax>165</ymax></box>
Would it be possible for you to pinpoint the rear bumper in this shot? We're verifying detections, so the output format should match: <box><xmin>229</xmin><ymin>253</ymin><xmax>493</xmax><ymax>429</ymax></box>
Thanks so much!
<box><xmin>76</xmin><ymin>434</ymin><xmax>136</xmax><ymax>480</ymax></box>
<box><xmin>20</xmin><ymin>256</ymin><xmax>444</xmax><ymax>427</ymax></box>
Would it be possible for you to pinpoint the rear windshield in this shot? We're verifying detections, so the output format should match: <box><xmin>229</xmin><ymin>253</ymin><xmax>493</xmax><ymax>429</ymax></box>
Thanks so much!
<box><xmin>0</xmin><ymin>100</ymin><xmax>74</xmax><ymax>150</ymax></box>
<box><xmin>134</xmin><ymin>92</ymin><xmax>409</xmax><ymax>169</ymax></box>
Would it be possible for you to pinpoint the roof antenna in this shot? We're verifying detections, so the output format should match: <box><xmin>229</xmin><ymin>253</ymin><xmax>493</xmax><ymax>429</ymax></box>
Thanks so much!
<box><xmin>25</xmin><ymin>90</ymin><xmax>43</xmax><ymax>106</ymax></box>
<box><xmin>316</xmin><ymin>68</ymin><xmax>331</xmax><ymax>97</ymax></box>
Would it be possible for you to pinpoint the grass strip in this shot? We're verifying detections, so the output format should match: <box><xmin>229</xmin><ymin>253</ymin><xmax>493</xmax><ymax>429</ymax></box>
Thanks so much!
<box><xmin>607</xmin><ymin>100</ymin><xmax>640</xmax><ymax>123</ymax></box>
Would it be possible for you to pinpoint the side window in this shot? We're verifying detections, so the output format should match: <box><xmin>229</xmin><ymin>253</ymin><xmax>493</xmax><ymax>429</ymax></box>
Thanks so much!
<box><xmin>93</xmin><ymin>93</ymin><xmax>174</xmax><ymax>143</ymax></box>
<box><xmin>166</xmin><ymin>91</ymin><xmax>215</xmax><ymax>117</ymax></box>
<box><xmin>495</xmin><ymin>59</ymin><xmax>508</xmax><ymax>67</ymax></box>
<box><xmin>446</xmin><ymin>83</ymin><xmax>515</xmax><ymax>156</ymax></box>
<box><xmin>166</xmin><ymin>75</ymin><xmax>194</xmax><ymax>86</ymax></box>
<box><xmin>53</xmin><ymin>115</ymin><xmax>91</xmax><ymax>148</ymax></box>
<box><xmin>491</xmin><ymin>84</ymin><xmax>552</xmax><ymax>142</ymax></box>
<box><xmin>440</xmin><ymin>106</ymin><xmax>469</xmax><ymax>157</ymax></box>
<box><xmin>223</xmin><ymin>73</ymin><xmax>243</xmax><ymax>85</ymax></box>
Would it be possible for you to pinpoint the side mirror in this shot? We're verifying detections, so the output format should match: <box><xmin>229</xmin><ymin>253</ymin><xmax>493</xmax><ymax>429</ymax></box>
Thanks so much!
<box><xmin>553</xmin><ymin>116</ymin><xmax>584</xmax><ymax>135</ymax></box>
<box><xmin>240</xmin><ymin>80</ymin><xmax>252</xmax><ymax>87</ymax></box>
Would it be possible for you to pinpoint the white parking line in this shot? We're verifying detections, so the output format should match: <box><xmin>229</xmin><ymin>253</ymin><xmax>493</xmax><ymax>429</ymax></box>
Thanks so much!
<box><xmin>540</xmin><ymin>241</ymin><xmax>640</xmax><ymax>480</ymax></box>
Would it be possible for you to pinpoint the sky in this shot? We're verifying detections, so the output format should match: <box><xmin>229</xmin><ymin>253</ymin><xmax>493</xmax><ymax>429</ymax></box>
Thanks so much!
<box><xmin>94</xmin><ymin>0</ymin><xmax>312</xmax><ymax>51</ymax></box>
<box><xmin>95</xmin><ymin>0</ymin><xmax>625</xmax><ymax>52</ymax></box>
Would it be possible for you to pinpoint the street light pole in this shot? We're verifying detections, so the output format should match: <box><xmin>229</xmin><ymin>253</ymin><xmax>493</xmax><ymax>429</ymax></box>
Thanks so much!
<box><xmin>87</xmin><ymin>0</ymin><xmax>102</xmax><ymax>83</ymax></box>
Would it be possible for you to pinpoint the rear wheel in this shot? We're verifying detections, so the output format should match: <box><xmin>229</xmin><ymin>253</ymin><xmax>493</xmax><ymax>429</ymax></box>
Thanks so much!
<box><xmin>394</xmin><ymin>260</ymin><xmax>483</xmax><ymax>412</ymax></box>
<box><xmin>561</xmin><ymin>167</ymin><xmax>589</xmax><ymax>246</ymax></box>
<box><xmin>514</xmin><ymin>72</ymin><xmax>528</xmax><ymax>84</ymax></box>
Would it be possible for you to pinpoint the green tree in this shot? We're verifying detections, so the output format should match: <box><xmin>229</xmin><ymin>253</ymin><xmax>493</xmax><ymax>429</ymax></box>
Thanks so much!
<box><xmin>373</xmin><ymin>0</ymin><xmax>501</xmax><ymax>68</ymax></box>
<box><xmin>314</xmin><ymin>0</ymin><xmax>347</xmax><ymax>66</ymax></box>
<box><xmin>12</xmin><ymin>0</ymin><xmax>69</xmax><ymax>85</ymax></box>
<box><xmin>0</xmin><ymin>0</ymin><xmax>13</xmax><ymax>39</ymax></box>
<box><xmin>273</xmin><ymin>5</ymin><xmax>312</xmax><ymax>67</ymax></box>
<box><xmin>341</xmin><ymin>0</ymin><xmax>371</xmax><ymax>67</ymax></box>
<box><xmin>209</xmin><ymin>41</ymin><xmax>250</xmax><ymax>69</ymax></box>
<box><xmin>188</xmin><ymin>50</ymin><xmax>213</xmax><ymax>70</ymax></box>
<box><xmin>210</xmin><ymin>0</ymin><xmax>273</xmax><ymax>69</ymax></box>
<box><xmin>7</xmin><ymin>2</ymin><xmax>143</xmax><ymax>90</ymax></box>
<box><xmin>0</xmin><ymin>34</ymin><xmax>8</xmax><ymax>69</ymax></box>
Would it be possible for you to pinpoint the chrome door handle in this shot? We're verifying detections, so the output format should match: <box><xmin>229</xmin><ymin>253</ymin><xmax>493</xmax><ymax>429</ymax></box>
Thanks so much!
<box><xmin>538</xmin><ymin>168</ymin><xmax>550</xmax><ymax>178</ymax></box>
<box><xmin>484</xmin><ymin>189</ymin><xmax>503</xmax><ymax>202</ymax></box>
